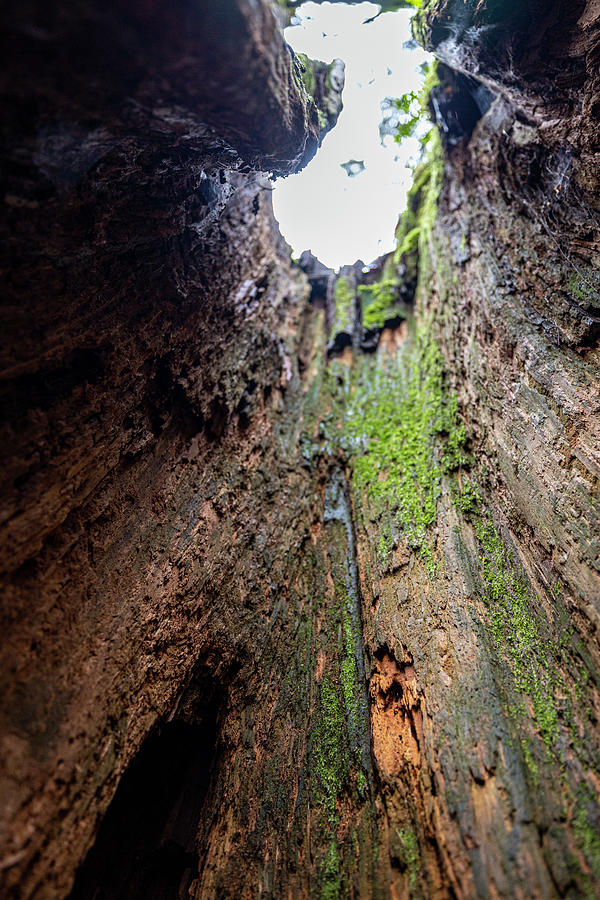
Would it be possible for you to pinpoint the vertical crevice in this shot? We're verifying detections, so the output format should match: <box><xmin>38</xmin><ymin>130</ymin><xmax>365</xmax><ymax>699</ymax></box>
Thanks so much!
<box><xmin>324</xmin><ymin>467</ymin><xmax>372</xmax><ymax>779</ymax></box>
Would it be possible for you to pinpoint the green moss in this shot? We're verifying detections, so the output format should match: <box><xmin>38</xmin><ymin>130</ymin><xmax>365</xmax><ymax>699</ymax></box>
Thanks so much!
<box><xmin>359</xmin><ymin>278</ymin><xmax>404</xmax><ymax>329</ymax></box>
<box><xmin>520</xmin><ymin>738</ymin><xmax>540</xmax><ymax>786</ymax></box>
<box><xmin>377</xmin><ymin>526</ymin><xmax>393</xmax><ymax>567</ymax></box>
<box><xmin>417</xmin><ymin>128</ymin><xmax>443</xmax><ymax>237</ymax></box>
<box><xmin>334</xmin><ymin>322</ymin><xmax>467</xmax><ymax>573</ymax></box>
<box><xmin>411</xmin><ymin>0</ymin><xmax>446</xmax><ymax>46</ymax></box>
<box><xmin>567</xmin><ymin>272</ymin><xmax>599</xmax><ymax>306</ymax></box>
<box><xmin>312</xmin><ymin>673</ymin><xmax>348</xmax><ymax>820</ymax></box>
<box><xmin>421</xmin><ymin>57</ymin><xmax>440</xmax><ymax>99</ymax></box>
<box><xmin>573</xmin><ymin>785</ymin><xmax>600</xmax><ymax>883</ymax></box>
<box><xmin>291</xmin><ymin>52</ymin><xmax>329</xmax><ymax>133</ymax></box>
<box><xmin>398</xmin><ymin>226</ymin><xmax>420</xmax><ymax>256</ymax></box>
<box><xmin>340</xmin><ymin>601</ymin><xmax>360</xmax><ymax>741</ymax></box>
<box><xmin>295</xmin><ymin>52</ymin><xmax>316</xmax><ymax>95</ymax></box>
<box><xmin>452</xmin><ymin>481</ymin><xmax>600</xmax><ymax>884</ymax></box>
<box><xmin>454</xmin><ymin>479</ymin><xmax>573</xmax><ymax>758</ymax></box>
<box><xmin>453</xmin><ymin>480</ymin><xmax>480</xmax><ymax>517</ymax></box>
<box><xmin>392</xmin><ymin>0</ymin><xmax>422</xmax><ymax>7</ymax></box>
<box><xmin>319</xmin><ymin>839</ymin><xmax>341</xmax><ymax>900</ymax></box>
<box><xmin>475</xmin><ymin>516</ymin><xmax>559</xmax><ymax>749</ymax></box>
<box><xmin>310</xmin><ymin>582</ymin><xmax>370</xmax><ymax>898</ymax></box>
<box><xmin>398</xmin><ymin>828</ymin><xmax>421</xmax><ymax>892</ymax></box>
<box><xmin>356</xmin><ymin>768</ymin><xmax>367</xmax><ymax>799</ymax></box>
<box><xmin>394</xmin><ymin>129</ymin><xmax>443</xmax><ymax>283</ymax></box>
<box><xmin>334</xmin><ymin>275</ymin><xmax>355</xmax><ymax>333</ymax></box>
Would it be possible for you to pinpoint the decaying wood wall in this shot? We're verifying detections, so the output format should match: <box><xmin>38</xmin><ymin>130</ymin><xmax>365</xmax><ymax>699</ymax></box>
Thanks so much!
<box><xmin>1</xmin><ymin>1</ymin><xmax>599</xmax><ymax>897</ymax></box>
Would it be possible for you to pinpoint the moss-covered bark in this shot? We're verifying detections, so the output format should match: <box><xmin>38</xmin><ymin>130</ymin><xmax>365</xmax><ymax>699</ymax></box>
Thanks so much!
<box><xmin>1</xmin><ymin>0</ymin><xmax>599</xmax><ymax>898</ymax></box>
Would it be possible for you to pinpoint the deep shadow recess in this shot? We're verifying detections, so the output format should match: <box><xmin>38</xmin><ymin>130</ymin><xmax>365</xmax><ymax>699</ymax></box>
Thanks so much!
<box><xmin>69</xmin><ymin>686</ymin><xmax>221</xmax><ymax>900</ymax></box>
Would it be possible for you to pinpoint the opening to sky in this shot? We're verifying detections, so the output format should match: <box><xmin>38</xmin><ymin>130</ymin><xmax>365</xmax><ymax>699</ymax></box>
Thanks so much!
<box><xmin>272</xmin><ymin>1</ymin><xmax>431</xmax><ymax>271</ymax></box>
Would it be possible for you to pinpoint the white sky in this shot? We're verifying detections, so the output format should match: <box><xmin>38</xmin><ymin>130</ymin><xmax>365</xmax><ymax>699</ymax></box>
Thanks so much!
<box><xmin>272</xmin><ymin>1</ymin><xmax>430</xmax><ymax>270</ymax></box>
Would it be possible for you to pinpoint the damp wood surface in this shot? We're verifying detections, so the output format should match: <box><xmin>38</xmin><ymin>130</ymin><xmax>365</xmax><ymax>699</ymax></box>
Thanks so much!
<box><xmin>0</xmin><ymin>1</ymin><xmax>599</xmax><ymax>898</ymax></box>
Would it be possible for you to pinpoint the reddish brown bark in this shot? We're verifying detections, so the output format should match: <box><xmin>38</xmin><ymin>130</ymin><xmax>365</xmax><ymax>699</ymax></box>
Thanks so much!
<box><xmin>1</xmin><ymin>1</ymin><xmax>599</xmax><ymax>898</ymax></box>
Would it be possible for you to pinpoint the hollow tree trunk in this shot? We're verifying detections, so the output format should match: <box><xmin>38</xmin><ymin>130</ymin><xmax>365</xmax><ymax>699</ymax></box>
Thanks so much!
<box><xmin>0</xmin><ymin>1</ymin><xmax>599</xmax><ymax>898</ymax></box>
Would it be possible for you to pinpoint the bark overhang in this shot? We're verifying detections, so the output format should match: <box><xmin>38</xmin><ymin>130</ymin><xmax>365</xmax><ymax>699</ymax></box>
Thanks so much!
<box><xmin>416</xmin><ymin>0</ymin><xmax>600</xmax><ymax>173</ymax></box>
<box><xmin>1</xmin><ymin>0</ymin><xmax>333</xmax><ymax>179</ymax></box>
